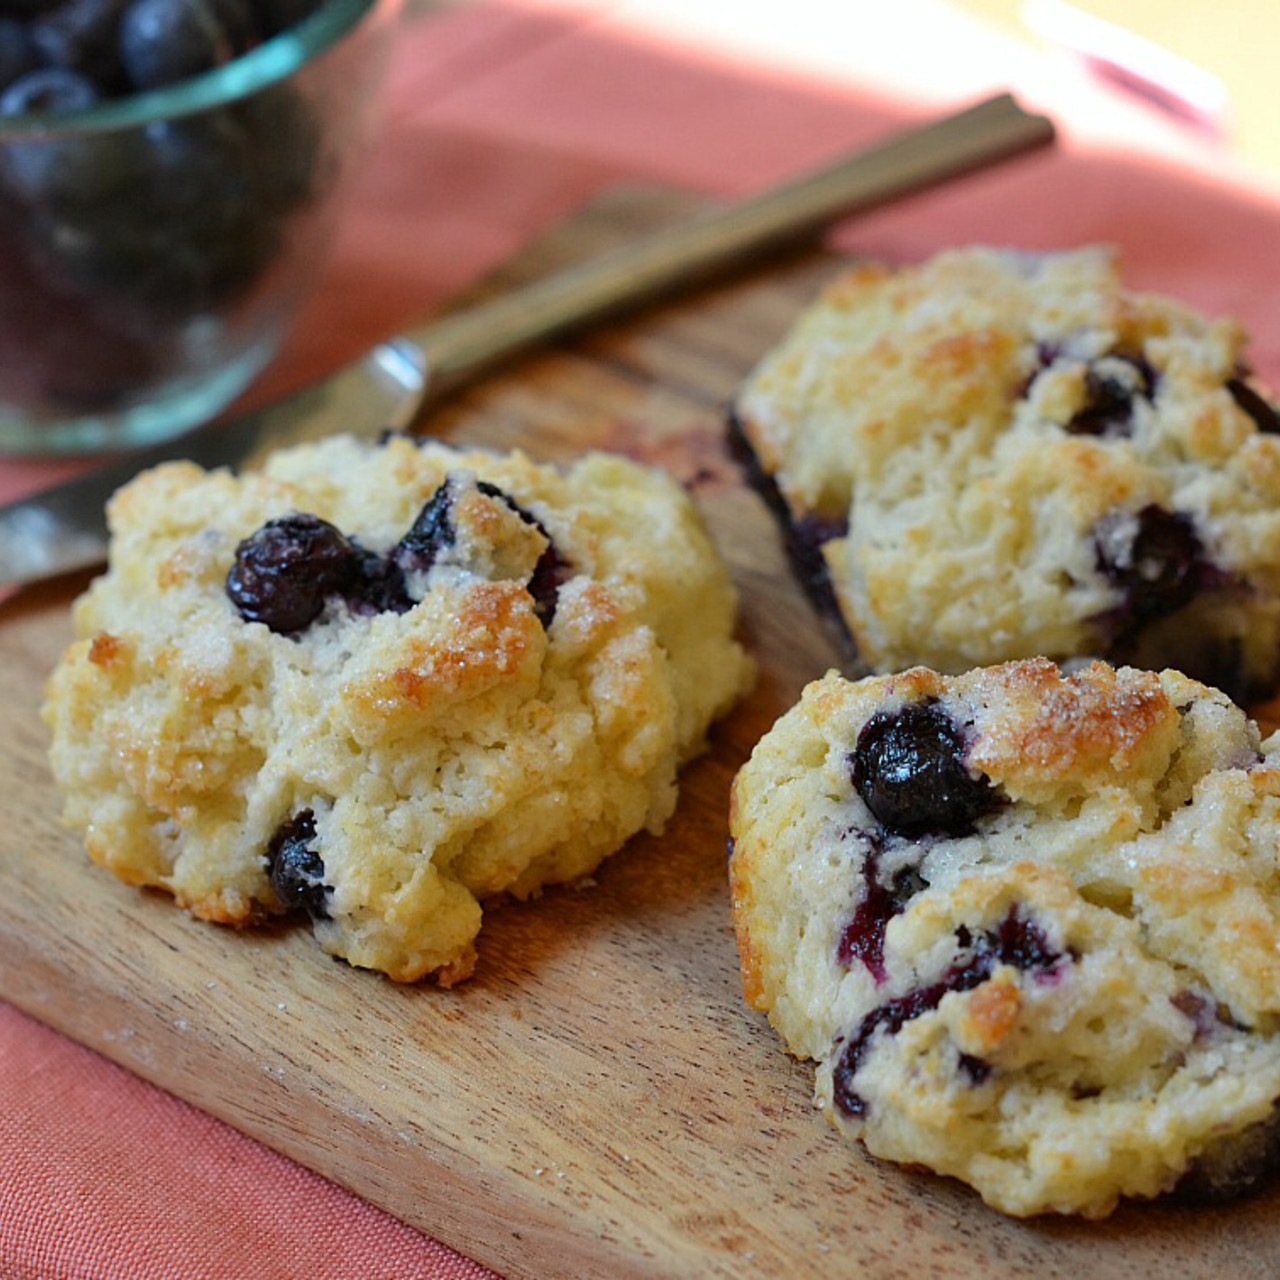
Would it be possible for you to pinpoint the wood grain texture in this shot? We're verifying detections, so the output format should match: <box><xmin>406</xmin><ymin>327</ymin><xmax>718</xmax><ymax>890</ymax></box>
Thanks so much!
<box><xmin>4</xmin><ymin>186</ymin><xmax>1280</xmax><ymax>1279</ymax></box>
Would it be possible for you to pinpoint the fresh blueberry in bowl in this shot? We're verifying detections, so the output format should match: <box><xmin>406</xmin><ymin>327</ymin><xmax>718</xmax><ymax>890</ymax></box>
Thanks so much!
<box><xmin>29</xmin><ymin>0</ymin><xmax>131</xmax><ymax>90</ymax></box>
<box><xmin>0</xmin><ymin>20</ymin><xmax>39</xmax><ymax>92</ymax></box>
<box><xmin>0</xmin><ymin>0</ymin><xmax>402</xmax><ymax>453</ymax></box>
<box><xmin>0</xmin><ymin>66</ymin><xmax>96</xmax><ymax>116</ymax></box>
<box><xmin>119</xmin><ymin>0</ymin><xmax>247</xmax><ymax>91</ymax></box>
<box><xmin>0</xmin><ymin>67</ymin><xmax>102</xmax><ymax>202</ymax></box>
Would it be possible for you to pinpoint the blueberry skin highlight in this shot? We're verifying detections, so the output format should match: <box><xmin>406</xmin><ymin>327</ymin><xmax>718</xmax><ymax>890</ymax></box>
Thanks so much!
<box><xmin>29</xmin><ymin>0</ymin><xmax>129</xmax><ymax>89</ymax></box>
<box><xmin>1093</xmin><ymin>504</ymin><xmax>1206</xmax><ymax>628</ymax></box>
<box><xmin>119</xmin><ymin>0</ymin><xmax>236</xmax><ymax>91</ymax></box>
<box><xmin>850</xmin><ymin>701</ymin><xmax>1003</xmax><ymax>840</ymax></box>
<box><xmin>267</xmin><ymin>809</ymin><xmax>330</xmax><ymax>919</ymax></box>
<box><xmin>0</xmin><ymin>19</ymin><xmax>38</xmax><ymax>91</ymax></box>
<box><xmin>225</xmin><ymin>513</ymin><xmax>362</xmax><ymax>635</ymax></box>
<box><xmin>0</xmin><ymin>65</ymin><xmax>98</xmax><ymax>115</ymax></box>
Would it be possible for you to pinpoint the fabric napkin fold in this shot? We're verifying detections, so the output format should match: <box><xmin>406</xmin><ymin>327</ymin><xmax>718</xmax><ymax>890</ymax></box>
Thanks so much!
<box><xmin>6</xmin><ymin>1</ymin><xmax>1280</xmax><ymax>1275</ymax></box>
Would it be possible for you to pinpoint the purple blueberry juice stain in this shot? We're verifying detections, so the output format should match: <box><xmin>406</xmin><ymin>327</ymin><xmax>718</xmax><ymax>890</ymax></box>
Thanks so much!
<box><xmin>1033</xmin><ymin>340</ymin><xmax>1062</xmax><ymax>372</ymax></box>
<box><xmin>1064</xmin><ymin>352</ymin><xmax>1156</xmax><ymax>438</ymax></box>
<box><xmin>525</xmin><ymin>541</ymin><xmax>572</xmax><ymax>626</ymax></box>
<box><xmin>1011</xmin><ymin>341</ymin><xmax>1060</xmax><ymax>401</ymax></box>
<box><xmin>850</xmin><ymin>701</ymin><xmax>1003</xmax><ymax>840</ymax></box>
<box><xmin>993</xmin><ymin>905</ymin><xmax>1062</xmax><ymax>972</ymax></box>
<box><xmin>837</xmin><ymin>842</ymin><xmax>927</xmax><ymax>984</ymax></box>
<box><xmin>1170</xmin><ymin>990</ymin><xmax>1224</xmax><ymax>1041</ymax></box>
<box><xmin>832</xmin><ymin>906</ymin><xmax>1069</xmax><ymax>1119</ymax></box>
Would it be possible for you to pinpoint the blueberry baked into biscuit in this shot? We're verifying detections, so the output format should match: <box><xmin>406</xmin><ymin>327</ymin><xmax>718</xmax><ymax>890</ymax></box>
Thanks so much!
<box><xmin>729</xmin><ymin>658</ymin><xmax>1280</xmax><ymax>1217</ymax></box>
<box><xmin>43</xmin><ymin>433</ymin><xmax>754</xmax><ymax>983</ymax></box>
<box><xmin>730</xmin><ymin>247</ymin><xmax>1280</xmax><ymax>700</ymax></box>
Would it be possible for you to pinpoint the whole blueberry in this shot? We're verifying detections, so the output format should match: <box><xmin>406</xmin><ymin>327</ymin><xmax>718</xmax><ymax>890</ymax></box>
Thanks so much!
<box><xmin>30</xmin><ymin>0</ymin><xmax>129</xmax><ymax>88</ymax></box>
<box><xmin>850</xmin><ymin>701</ymin><xmax>1002</xmax><ymax>839</ymax></box>
<box><xmin>144</xmin><ymin>114</ymin><xmax>256</xmax><ymax>249</ymax></box>
<box><xmin>0</xmin><ymin>212</ymin><xmax>163</xmax><ymax>414</ymax></box>
<box><xmin>2</xmin><ymin>117</ymin><xmax>242</xmax><ymax>328</ymax></box>
<box><xmin>109</xmin><ymin>112</ymin><xmax>266</xmax><ymax>310</ymax></box>
<box><xmin>119</xmin><ymin>0</ymin><xmax>236</xmax><ymax>90</ymax></box>
<box><xmin>266</xmin><ymin>809</ymin><xmax>330</xmax><ymax>919</ymax></box>
<box><xmin>0</xmin><ymin>66</ymin><xmax>99</xmax><ymax>116</ymax></box>
<box><xmin>253</xmin><ymin>0</ymin><xmax>317</xmax><ymax>36</ymax></box>
<box><xmin>0</xmin><ymin>20</ymin><xmax>37</xmax><ymax>92</ymax></box>
<box><xmin>226</xmin><ymin>512</ymin><xmax>361</xmax><ymax>634</ymax></box>
<box><xmin>0</xmin><ymin>69</ymin><xmax>103</xmax><ymax>209</ymax></box>
<box><xmin>1093</xmin><ymin>504</ymin><xmax>1204</xmax><ymax>625</ymax></box>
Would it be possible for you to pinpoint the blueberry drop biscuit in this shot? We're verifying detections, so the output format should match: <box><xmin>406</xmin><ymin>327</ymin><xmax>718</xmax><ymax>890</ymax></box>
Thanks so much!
<box><xmin>729</xmin><ymin>658</ymin><xmax>1280</xmax><ymax>1217</ymax></box>
<box><xmin>43</xmin><ymin>434</ymin><xmax>754</xmax><ymax>983</ymax></box>
<box><xmin>730</xmin><ymin>247</ymin><xmax>1280</xmax><ymax>700</ymax></box>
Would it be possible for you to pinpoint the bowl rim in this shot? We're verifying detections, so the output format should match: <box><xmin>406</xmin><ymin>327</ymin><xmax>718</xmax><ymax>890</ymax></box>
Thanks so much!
<box><xmin>0</xmin><ymin>0</ymin><xmax>390</xmax><ymax>136</ymax></box>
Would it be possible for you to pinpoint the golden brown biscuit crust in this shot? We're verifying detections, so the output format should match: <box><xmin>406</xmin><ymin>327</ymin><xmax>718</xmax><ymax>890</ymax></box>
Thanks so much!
<box><xmin>44</xmin><ymin>434</ymin><xmax>754</xmax><ymax>982</ymax></box>
<box><xmin>730</xmin><ymin>659</ymin><xmax>1280</xmax><ymax>1217</ymax></box>
<box><xmin>732</xmin><ymin>247</ymin><xmax>1280</xmax><ymax>697</ymax></box>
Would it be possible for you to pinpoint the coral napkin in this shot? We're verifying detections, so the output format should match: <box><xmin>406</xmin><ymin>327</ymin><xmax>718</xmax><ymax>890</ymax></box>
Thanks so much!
<box><xmin>6</xmin><ymin>1</ymin><xmax>1280</xmax><ymax>1275</ymax></box>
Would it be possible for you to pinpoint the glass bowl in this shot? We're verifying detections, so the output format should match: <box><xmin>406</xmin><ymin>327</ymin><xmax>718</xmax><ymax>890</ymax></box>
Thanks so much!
<box><xmin>0</xmin><ymin>0</ymin><xmax>401</xmax><ymax>455</ymax></box>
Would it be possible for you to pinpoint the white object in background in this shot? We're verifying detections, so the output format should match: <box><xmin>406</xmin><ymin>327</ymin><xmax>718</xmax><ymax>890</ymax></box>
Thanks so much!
<box><xmin>1022</xmin><ymin>0</ymin><xmax>1228</xmax><ymax>136</ymax></box>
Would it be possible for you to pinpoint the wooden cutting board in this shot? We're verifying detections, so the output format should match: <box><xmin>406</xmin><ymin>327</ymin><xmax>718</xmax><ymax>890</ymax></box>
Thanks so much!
<box><xmin>4</xmin><ymin>186</ymin><xmax>1280</xmax><ymax>1280</ymax></box>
